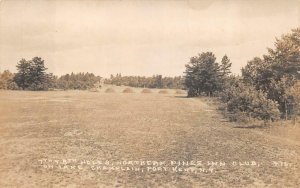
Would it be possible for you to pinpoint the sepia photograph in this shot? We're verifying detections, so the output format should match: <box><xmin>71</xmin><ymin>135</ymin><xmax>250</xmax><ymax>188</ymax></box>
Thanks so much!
<box><xmin>0</xmin><ymin>0</ymin><xmax>300</xmax><ymax>187</ymax></box>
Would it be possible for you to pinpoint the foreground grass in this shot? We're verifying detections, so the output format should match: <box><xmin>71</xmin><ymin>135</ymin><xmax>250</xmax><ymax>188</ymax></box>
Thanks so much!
<box><xmin>0</xmin><ymin>90</ymin><xmax>299</xmax><ymax>187</ymax></box>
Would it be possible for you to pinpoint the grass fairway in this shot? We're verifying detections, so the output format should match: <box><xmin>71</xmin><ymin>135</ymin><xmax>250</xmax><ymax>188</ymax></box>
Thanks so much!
<box><xmin>0</xmin><ymin>90</ymin><xmax>300</xmax><ymax>187</ymax></box>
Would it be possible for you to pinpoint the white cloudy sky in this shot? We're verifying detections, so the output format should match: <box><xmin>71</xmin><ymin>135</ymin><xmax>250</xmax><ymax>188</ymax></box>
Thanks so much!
<box><xmin>0</xmin><ymin>0</ymin><xmax>299</xmax><ymax>77</ymax></box>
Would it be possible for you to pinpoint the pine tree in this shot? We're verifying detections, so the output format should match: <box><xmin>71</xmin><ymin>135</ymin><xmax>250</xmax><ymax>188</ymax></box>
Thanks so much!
<box><xmin>220</xmin><ymin>55</ymin><xmax>232</xmax><ymax>76</ymax></box>
<box><xmin>29</xmin><ymin>57</ymin><xmax>48</xmax><ymax>90</ymax></box>
<box><xmin>184</xmin><ymin>52</ymin><xmax>223</xmax><ymax>97</ymax></box>
<box><xmin>14</xmin><ymin>59</ymin><xmax>31</xmax><ymax>90</ymax></box>
<box><xmin>14</xmin><ymin>57</ymin><xmax>53</xmax><ymax>90</ymax></box>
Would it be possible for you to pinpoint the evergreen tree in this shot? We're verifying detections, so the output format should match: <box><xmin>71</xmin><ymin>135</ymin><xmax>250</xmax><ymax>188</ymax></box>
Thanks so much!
<box><xmin>14</xmin><ymin>59</ymin><xmax>31</xmax><ymax>90</ymax></box>
<box><xmin>14</xmin><ymin>57</ymin><xmax>53</xmax><ymax>90</ymax></box>
<box><xmin>220</xmin><ymin>55</ymin><xmax>232</xmax><ymax>76</ymax></box>
<box><xmin>184</xmin><ymin>52</ymin><xmax>223</xmax><ymax>97</ymax></box>
<box><xmin>29</xmin><ymin>57</ymin><xmax>48</xmax><ymax>90</ymax></box>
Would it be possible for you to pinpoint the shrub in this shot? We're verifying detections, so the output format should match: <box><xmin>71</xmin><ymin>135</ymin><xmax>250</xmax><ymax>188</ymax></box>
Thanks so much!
<box><xmin>221</xmin><ymin>82</ymin><xmax>280</xmax><ymax>122</ymax></box>
<box><xmin>0</xmin><ymin>70</ymin><xmax>19</xmax><ymax>90</ymax></box>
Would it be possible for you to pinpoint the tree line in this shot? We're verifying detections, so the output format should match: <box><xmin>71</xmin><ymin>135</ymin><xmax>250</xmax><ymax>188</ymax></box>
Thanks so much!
<box><xmin>104</xmin><ymin>74</ymin><xmax>183</xmax><ymax>89</ymax></box>
<box><xmin>55</xmin><ymin>72</ymin><xmax>101</xmax><ymax>90</ymax></box>
<box><xmin>0</xmin><ymin>57</ymin><xmax>102</xmax><ymax>91</ymax></box>
<box><xmin>0</xmin><ymin>59</ymin><xmax>183</xmax><ymax>90</ymax></box>
<box><xmin>184</xmin><ymin>28</ymin><xmax>300</xmax><ymax>122</ymax></box>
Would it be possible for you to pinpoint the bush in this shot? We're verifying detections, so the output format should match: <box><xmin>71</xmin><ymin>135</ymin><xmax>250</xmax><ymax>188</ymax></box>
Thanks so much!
<box><xmin>0</xmin><ymin>70</ymin><xmax>19</xmax><ymax>90</ymax></box>
<box><xmin>221</xmin><ymin>82</ymin><xmax>280</xmax><ymax>122</ymax></box>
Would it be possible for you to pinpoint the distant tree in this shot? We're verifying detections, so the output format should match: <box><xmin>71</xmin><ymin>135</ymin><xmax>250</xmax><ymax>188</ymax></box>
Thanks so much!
<box><xmin>105</xmin><ymin>74</ymin><xmax>183</xmax><ymax>89</ymax></box>
<box><xmin>154</xmin><ymin>75</ymin><xmax>163</xmax><ymax>88</ymax></box>
<box><xmin>56</xmin><ymin>72</ymin><xmax>101</xmax><ymax>90</ymax></box>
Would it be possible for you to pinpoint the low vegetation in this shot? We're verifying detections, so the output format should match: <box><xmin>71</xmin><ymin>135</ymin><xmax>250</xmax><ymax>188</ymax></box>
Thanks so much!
<box><xmin>0</xmin><ymin>70</ymin><xmax>18</xmax><ymax>90</ymax></box>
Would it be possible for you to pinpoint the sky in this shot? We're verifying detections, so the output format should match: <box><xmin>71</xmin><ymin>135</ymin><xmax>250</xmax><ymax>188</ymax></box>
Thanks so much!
<box><xmin>0</xmin><ymin>0</ymin><xmax>299</xmax><ymax>77</ymax></box>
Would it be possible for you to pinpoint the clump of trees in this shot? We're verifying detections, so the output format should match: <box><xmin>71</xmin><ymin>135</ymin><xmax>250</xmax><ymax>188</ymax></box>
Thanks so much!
<box><xmin>56</xmin><ymin>72</ymin><xmax>101</xmax><ymax>90</ymax></box>
<box><xmin>184</xmin><ymin>28</ymin><xmax>300</xmax><ymax>122</ymax></box>
<box><xmin>14</xmin><ymin>57</ymin><xmax>55</xmax><ymax>90</ymax></box>
<box><xmin>184</xmin><ymin>52</ymin><xmax>232</xmax><ymax>97</ymax></box>
<box><xmin>105</xmin><ymin>74</ymin><xmax>183</xmax><ymax>89</ymax></box>
<box><xmin>242</xmin><ymin>28</ymin><xmax>300</xmax><ymax>119</ymax></box>
<box><xmin>1</xmin><ymin>57</ymin><xmax>102</xmax><ymax>91</ymax></box>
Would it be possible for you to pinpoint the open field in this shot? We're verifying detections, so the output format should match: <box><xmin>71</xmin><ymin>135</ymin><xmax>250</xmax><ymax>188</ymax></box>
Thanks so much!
<box><xmin>0</xmin><ymin>89</ymin><xmax>300</xmax><ymax>187</ymax></box>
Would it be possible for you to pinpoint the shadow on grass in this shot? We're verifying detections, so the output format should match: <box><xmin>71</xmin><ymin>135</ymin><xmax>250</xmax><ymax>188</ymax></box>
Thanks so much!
<box><xmin>220</xmin><ymin>120</ymin><xmax>230</xmax><ymax>123</ymax></box>
<box><xmin>173</xmin><ymin>95</ymin><xmax>188</xmax><ymax>98</ymax></box>
<box><xmin>234</xmin><ymin>124</ymin><xmax>267</xmax><ymax>129</ymax></box>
